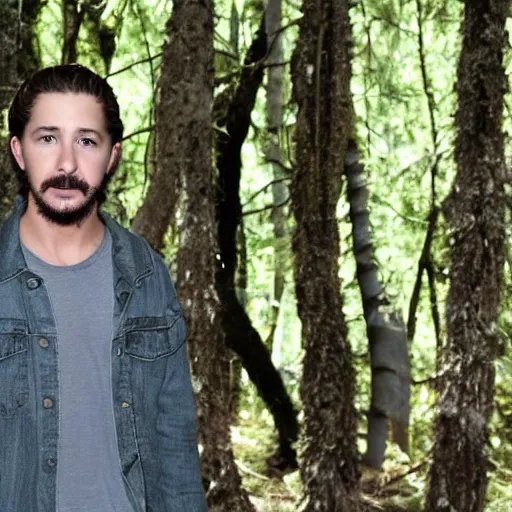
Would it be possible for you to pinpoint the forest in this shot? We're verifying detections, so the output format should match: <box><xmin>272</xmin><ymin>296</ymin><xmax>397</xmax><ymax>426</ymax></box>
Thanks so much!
<box><xmin>1</xmin><ymin>0</ymin><xmax>511</xmax><ymax>511</ymax></box>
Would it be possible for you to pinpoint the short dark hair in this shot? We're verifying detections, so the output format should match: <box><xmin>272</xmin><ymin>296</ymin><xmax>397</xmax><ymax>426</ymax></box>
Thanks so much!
<box><xmin>8</xmin><ymin>64</ymin><xmax>124</xmax><ymax>202</ymax></box>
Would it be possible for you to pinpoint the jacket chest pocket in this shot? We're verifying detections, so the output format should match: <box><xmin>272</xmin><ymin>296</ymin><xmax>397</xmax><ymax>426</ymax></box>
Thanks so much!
<box><xmin>124</xmin><ymin>314</ymin><xmax>184</xmax><ymax>363</ymax></box>
<box><xmin>0</xmin><ymin>320</ymin><xmax>29</xmax><ymax>418</ymax></box>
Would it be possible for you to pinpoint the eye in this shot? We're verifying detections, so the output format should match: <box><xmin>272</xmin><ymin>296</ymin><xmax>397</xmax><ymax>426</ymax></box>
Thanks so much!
<box><xmin>78</xmin><ymin>138</ymin><xmax>97</xmax><ymax>147</ymax></box>
<box><xmin>40</xmin><ymin>135</ymin><xmax>56</xmax><ymax>144</ymax></box>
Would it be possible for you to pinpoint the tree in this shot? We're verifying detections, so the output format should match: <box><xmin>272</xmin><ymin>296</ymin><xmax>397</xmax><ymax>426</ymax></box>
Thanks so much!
<box><xmin>0</xmin><ymin>0</ymin><xmax>42</xmax><ymax>221</ymax></box>
<box><xmin>214</xmin><ymin>17</ymin><xmax>299</xmax><ymax>471</ymax></box>
<box><xmin>425</xmin><ymin>1</ymin><xmax>508</xmax><ymax>510</ymax></box>
<box><xmin>85</xmin><ymin>0</ymin><xmax>121</xmax><ymax>74</ymax></box>
<box><xmin>265</xmin><ymin>0</ymin><xmax>288</xmax><ymax>351</ymax></box>
<box><xmin>345</xmin><ymin>139</ymin><xmax>410</xmax><ymax>469</ymax></box>
<box><xmin>133</xmin><ymin>0</ymin><xmax>253</xmax><ymax>509</ymax></box>
<box><xmin>61</xmin><ymin>0</ymin><xmax>117</xmax><ymax>71</ymax></box>
<box><xmin>291</xmin><ymin>0</ymin><xmax>362</xmax><ymax>508</ymax></box>
<box><xmin>62</xmin><ymin>0</ymin><xmax>85</xmax><ymax>64</ymax></box>
<box><xmin>5</xmin><ymin>0</ymin><xmax>512</xmax><ymax>508</ymax></box>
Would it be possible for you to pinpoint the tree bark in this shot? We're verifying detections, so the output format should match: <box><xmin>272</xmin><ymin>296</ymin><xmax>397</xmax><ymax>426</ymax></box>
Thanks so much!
<box><xmin>133</xmin><ymin>1</ymin><xmax>253</xmax><ymax>509</ymax></box>
<box><xmin>228</xmin><ymin>219</ymin><xmax>247</xmax><ymax>422</ymax></box>
<box><xmin>425</xmin><ymin>1</ymin><xmax>508</xmax><ymax>511</ymax></box>
<box><xmin>130</xmin><ymin>4</ymin><xmax>184</xmax><ymax>250</ymax></box>
<box><xmin>214</xmin><ymin>17</ymin><xmax>299</xmax><ymax>471</ymax></box>
<box><xmin>86</xmin><ymin>0</ymin><xmax>118</xmax><ymax>74</ymax></box>
<box><xmin>291</xmin><ymin>0</ymin><xmax>362</xmax><ymax>509</ymax></box>
<box><xmin>345</xmin><ymin>139</ymin><xmax>410</xmax><ymax>469</ymax></box>
<box><xmin>132</xmin><ymin>3</ymin><xmax>298</xmax><ymax>472</ymax></box>
<box><xmin>62</xmin><ymin>0</ymin><xmax>86</xmax><ymax>64</ymax></box>
<box><xmin>0</xmin><ymin>0</ymin><xmax>42</xmax><ymax>222</ymax></box>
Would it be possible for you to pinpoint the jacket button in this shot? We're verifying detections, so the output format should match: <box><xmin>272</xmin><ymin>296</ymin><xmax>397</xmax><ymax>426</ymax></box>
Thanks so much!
<box><xmin>39</xmin><ymin>338</ymin><xmax>49</xmax><ymax>348</ymax></box>
<box><xmin>47</xmin><ymin>458</ymin><xmax>56</xmax><ymax>467</ymax></box>
<box><xmin>43</xmin><ymin>398</ymin><xmax>54</xmax><ymax>409</ymax></box>
<box><xmin>121</xmin><ymin>401</ymin><xmax>130</xmax><ymax>408</ymax></box>
<box><xmin>27</xmin><ymin>278</ymin><xmax>41</xmax><ymax>289</ymax></box>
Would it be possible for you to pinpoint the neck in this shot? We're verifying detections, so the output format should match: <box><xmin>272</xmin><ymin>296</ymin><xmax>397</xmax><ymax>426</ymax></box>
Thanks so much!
<box><xmin>20</xmin><ymin>194</ymin><xmax>105</xmax><ymax>266</ymax></box>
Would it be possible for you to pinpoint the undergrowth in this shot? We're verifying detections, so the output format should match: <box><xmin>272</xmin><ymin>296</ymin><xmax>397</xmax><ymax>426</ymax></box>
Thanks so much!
<box><xmin>231</xmin><ymin>377</ymin><xmax>512</xmax><ymax>512</ymax></box>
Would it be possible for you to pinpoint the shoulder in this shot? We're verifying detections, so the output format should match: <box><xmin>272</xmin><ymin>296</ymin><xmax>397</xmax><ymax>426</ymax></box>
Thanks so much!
<box><xmin>101</xmin><ymin>210</ymin><xmax>172</xmax><ymax>281</ymax></box>
<box><xmin>103</xmin><ymin>211</ymin><xmax>180</xmax><ymax>296</ymax></box>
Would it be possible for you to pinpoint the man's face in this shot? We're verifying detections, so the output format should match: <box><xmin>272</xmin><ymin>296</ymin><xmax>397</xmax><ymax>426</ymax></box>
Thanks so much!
<box><xmin>10</xmin><ymin>92</ymin><xmax>120</xmax><ymax>226</ymax></box>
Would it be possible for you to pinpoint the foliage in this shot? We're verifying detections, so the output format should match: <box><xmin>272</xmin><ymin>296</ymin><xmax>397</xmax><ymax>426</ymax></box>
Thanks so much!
<box><xmin>29</xmin><ymin>0</ymin><xmax>512</xmax><ymax>509</ymax></box>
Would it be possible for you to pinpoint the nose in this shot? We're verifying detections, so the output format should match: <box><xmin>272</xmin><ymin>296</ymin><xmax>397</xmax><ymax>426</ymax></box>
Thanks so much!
<box><xmin>57</xmin><ymin>141</ymin><xmax>78</xmax><ymax>174</ymax></box>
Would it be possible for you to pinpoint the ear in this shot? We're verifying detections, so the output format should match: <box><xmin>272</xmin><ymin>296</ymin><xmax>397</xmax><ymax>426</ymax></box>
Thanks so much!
<box><xmin>107</xmin><ymin>142</ymin><xmax>122</xmax><ymax>175</ymax></box>
<box><xmin>10</xmin><ymin>137</ymin><xmax>26</xmax><ymax>170</ymax></box>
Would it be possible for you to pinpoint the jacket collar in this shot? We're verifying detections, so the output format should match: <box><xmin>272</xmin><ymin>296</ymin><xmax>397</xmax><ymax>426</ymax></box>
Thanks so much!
<box><xmin>0</xmin><ymin>196</ymin><xmax>153</xmax><ymax>287</ymax></box>
<box><xmin>0</xmin><ymin>196</ymin><xmax>28</xmax><ymax>283</ymax></box>
<box><xmin>100</xmin><ymin>209</ymin><xmax>153</xmax><ymax>288</ymax></box>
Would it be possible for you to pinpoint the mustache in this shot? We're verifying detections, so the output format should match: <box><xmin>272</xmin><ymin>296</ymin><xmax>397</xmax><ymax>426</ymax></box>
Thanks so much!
<box><xmin>40</xmin><ymin>175</ymin><xmax>90</xmax><ymax>194</ymax></box>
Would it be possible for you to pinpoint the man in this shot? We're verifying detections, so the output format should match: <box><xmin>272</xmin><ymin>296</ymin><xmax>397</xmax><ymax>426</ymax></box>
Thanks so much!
<box><xmin>0</xmin><ymin>64</ymin><xmax>207</xmax><ymax>511</ymax></box>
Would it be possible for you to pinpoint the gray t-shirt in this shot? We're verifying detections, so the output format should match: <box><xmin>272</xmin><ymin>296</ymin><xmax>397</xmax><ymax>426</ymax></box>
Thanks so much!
<box><xmin>22</xmin><ymin>229</ymin><xmax>134</xmax><ymax>512</ymax></box>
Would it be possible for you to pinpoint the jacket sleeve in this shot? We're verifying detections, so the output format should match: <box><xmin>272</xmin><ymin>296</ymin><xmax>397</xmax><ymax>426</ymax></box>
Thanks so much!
<box><xmin>155</xmin><ymin>260</ymin><xmax>208</xmax><ymax>511</ymax></box>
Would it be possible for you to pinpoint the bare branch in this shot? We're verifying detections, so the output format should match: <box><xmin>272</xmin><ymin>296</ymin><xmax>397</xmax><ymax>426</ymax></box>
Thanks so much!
<box><xmin>215</xmin><ymin>48</ymin><xmax>239</xmax><ymax>60</ymax></box>
<box><xmin>263</xmin><ymin>60</ymin><xmax>291</xmax><ymax>69</ymax></box>
<box><xmin>406</xmin><ymin>206</ymin><xmax>440</xmax><ymax>342</ymax></box>
<box><xmin>242</xmin><ymin>176</ymin><xmax>291</xmax><ymax>207</ymax></box>
<box><xmin>106</xmin><ymin>53</ymin><xmax>163</xmax><ymax>78</ymax></box>
<box><xmin>243</xmin><ymin>196</ymin><xmax>290</xmax><ymax>216</ymax></box>
<box><xmin>130</xmin><ymin>0</ymin><xmax>157</xmax><ymax>189</ymax></box>
<box><xmin>426</xmin><ymin>260</ymin><xmax>442</xmax><ymax>348</ymax></box>
<box><xmin>406</xmin><ymin>1</ymin><xmax>443</xmax><ymax>345</ymax></box>
<box><xmin>381</xmin><ymin>460</ymin><xmax>429</xmax><ymax>487</ymax></box>
<box><xmin>121</xmin><ymin>125</ymin><xmax>155</xmax><ymax>141</ymax></box>
<box><xmin>130</xmin><ymin>0</ymin><xmax>155</xmax><ymax>89</ymax></box>
<box><xmin>266</xmin><ymin>157</ymin><xmax>293</xmax><ymax>174</ymax></box>
<box><xmin>243</xmin><ymin>19</ymin><xmax>301</xmax><ymax>71</ymax></box>
<box><xmin>371</xmin><ymin>192</ymin><xmax>428</xmax><ymax>225</ymax></box>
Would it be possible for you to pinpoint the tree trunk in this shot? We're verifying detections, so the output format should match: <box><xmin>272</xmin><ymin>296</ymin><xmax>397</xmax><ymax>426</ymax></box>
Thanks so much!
<box><xmin>0</xmin><ymin>0</ymin><xmax>42</xmax><ymax>221</ymax></box>
<box><xmin>265</xmin><ymin>0</ymin><xmax>287</xmax><ymax>352</ymax></box>
<box><xmin>62</xmin><ymin>0</ymin><xmax>85</xmax><ymax>64</ymax></box>
<box><xmin>291</xmin><ymin>0</ymin><xmax>362</xmax><ymax>509</ymax></box>
<box><xmin>227</xmin><ymin>220</ymin><xmax>246</xmax><ymax>424</ymax></box>
<box><xmin>344</xmin><ymin>139</ymin><xmax>410</xmax><ymax>469</ymax></box>
<box><xmin>133</xmin><ymin>1</ymin><xmax>253</xmax><ymax>509</ymax></box>
<box><xmin>425</xmin><ymin>1</ymin><xmax>508</xmax><ymax>511</ymax></box>
<box><xmin>130</xmin><ymin>8</ymin><xmax>182</xmax><ymax>250</ymax></box>
<box><xmin>86</xmin><ymin>0</ymin><xmax>119</xmax><ymax>74</ymax></box>
<box><xmin>132</xmin><ymin>5</ymin><xmax>298</xmax><ymax>473</ymax></box>
<box><xmin>214</xmin><ymin>18</ymin><xmax>299</xmax><ymax>471</ymax></box>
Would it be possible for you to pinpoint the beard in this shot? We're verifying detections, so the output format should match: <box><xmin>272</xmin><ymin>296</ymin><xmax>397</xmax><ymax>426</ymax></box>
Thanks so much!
<box><xmin>30</xmin><ymin>174</ymin><xmax>107</xmax><ymax>227</ymax></box>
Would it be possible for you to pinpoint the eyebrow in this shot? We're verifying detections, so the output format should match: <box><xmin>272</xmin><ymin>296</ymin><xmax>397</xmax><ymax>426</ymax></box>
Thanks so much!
<box><xmin>77</xmin><ymin>128</ymin><xmax>103</xmax><ymax>137</ymax></box>
<box><xmin>32</xmin><ymin>126</ymin><xmax>58</xmax><ymax>134</ymax></box>
<box><xmin>32</xmin><ymin>126</ymin><xmax>103</xmax><ymax>138</ymax></box>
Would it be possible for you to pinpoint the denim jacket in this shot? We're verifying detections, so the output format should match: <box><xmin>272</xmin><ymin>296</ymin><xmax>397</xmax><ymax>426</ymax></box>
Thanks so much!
<box><xmin>0</xmin><ymin>198</ymin><xmax>207</xmax><ymax>512</ymax></box>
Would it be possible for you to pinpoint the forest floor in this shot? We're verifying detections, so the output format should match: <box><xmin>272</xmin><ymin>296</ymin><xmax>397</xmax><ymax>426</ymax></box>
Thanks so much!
<box><xmin>232</xmin><ymin>411</ymin><xmax>300</xmax><ymax>512</ymax></box>
<box><xmin>232</xmin><ymin>393</ymin><xmax>512</xmax><ymax>511</ymax></box>
<box><xmin>231</xmin><ymin>409</ymin><xmax>425</xmax><ymax>512</ymax></box>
